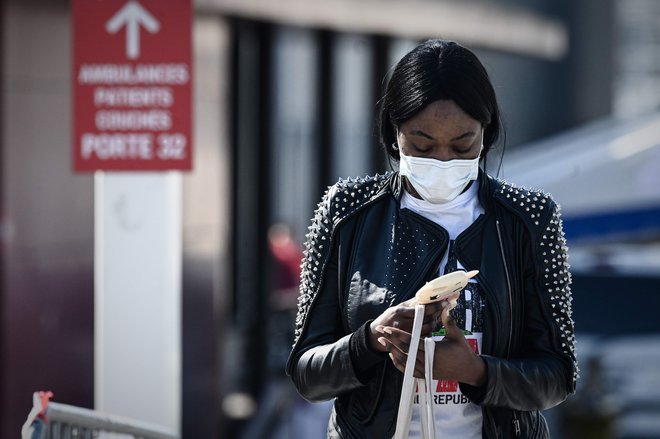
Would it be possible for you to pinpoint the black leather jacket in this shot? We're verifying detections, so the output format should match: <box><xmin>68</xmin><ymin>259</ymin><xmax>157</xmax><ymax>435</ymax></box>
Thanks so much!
<box><xmin>287</xmin><ymin>171</ymin><xmax>577</xmax><ymax>438</ymax></box>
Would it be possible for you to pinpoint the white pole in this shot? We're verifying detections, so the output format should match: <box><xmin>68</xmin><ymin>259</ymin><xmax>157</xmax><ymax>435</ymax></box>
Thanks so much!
<box><xmin>94</xmin><ymin>171</ymin><xmax>181</xmax><ymax>434</ymax></box>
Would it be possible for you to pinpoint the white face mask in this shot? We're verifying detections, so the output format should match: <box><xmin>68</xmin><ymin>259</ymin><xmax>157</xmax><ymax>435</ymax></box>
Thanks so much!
<box><xmin>399</xmin><ymin>148</ymin><xmax>482</xmax><ymax>203</ymax></box>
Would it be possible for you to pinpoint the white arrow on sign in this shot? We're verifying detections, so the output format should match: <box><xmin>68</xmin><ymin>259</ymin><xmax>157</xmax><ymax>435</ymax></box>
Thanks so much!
<box><xmin>106</xmin><ymin>1</ymin><xmax>160</xmax><ymax>60</ymax></box>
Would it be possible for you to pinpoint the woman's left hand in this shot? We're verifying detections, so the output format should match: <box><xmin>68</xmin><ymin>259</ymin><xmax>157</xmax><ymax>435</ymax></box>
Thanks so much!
<box><xmin>376</xmin><ymin>311</ymin><xmax>487</xmax><ymax>387</ymax></box>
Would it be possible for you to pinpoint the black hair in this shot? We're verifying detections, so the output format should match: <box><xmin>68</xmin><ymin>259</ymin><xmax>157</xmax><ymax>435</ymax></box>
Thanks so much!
<box><xmin>379</xmin><ymin>40</ymin><xmax>502</xmax><ymax>161</ymax></box>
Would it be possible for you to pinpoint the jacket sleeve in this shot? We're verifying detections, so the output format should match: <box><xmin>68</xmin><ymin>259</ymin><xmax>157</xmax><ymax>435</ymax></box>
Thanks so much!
<box><xmin>461</xmin><ymin>201</ymin><xmax>578</xmax><ymax>411</ymax></box>
<box><xmin>286</xmin><ymin>186</ymin><xmax>387</xmax><ymax>402</ymax></box>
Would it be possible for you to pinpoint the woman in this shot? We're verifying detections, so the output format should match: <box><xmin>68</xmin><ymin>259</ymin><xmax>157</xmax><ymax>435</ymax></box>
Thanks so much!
<box><xmin>286</xmin><ymin>39</ymin><xmax>577</xmax><ymax>438</ymax></box>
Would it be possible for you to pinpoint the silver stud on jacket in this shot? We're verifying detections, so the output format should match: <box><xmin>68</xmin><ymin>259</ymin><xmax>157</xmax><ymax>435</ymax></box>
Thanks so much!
<box><xmin>499</xmin><ymin>181</ymin><xmax>578</xmax><ymax>386</ymax></box>
<box><xmin>294</xmin><ymin>173</ymin><xmax>394</xmax><ymax>343</ymax></box>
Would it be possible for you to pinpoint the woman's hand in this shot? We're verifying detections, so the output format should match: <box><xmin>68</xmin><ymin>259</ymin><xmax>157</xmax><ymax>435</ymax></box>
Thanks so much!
<box><xmin>376</xmin><ymin>307</ymin><xmax>487</xmax><ymax>387</ymax></box>
<box><xmin>368</xmin><ymin>297</ymin><xmax>443</xmax><ymax>353</ymax></box>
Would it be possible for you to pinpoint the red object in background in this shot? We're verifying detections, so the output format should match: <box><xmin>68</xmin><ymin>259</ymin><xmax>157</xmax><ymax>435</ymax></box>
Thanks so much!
<box><xmin>268</xmin><ymin>224</ymin><xmax>303</xmax><ymax>309</ymax></box>
<box><xmin>72</xmin><ymin>0</ymin><xmax>192</xmax><ymax>171</ymax></box>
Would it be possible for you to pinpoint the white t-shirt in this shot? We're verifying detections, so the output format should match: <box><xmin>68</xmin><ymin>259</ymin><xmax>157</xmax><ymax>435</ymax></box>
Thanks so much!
<box><xmin>400</xmin><ymin>180</ymin><xmax>486</xmax><ymax>439</ymax></box>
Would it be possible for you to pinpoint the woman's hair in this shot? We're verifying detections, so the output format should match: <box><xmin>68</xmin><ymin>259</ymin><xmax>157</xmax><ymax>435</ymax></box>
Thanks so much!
<box><xmin>379</xmin><ymin>39</ymin><xmax>502</xmax><ymax>160</ymax></box>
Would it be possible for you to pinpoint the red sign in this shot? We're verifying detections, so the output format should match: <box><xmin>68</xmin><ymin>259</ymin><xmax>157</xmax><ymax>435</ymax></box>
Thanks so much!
<box><xmin>72</xmin><ymin>0</ymin><xmax>192</xmax><ymax>171</ymax></box>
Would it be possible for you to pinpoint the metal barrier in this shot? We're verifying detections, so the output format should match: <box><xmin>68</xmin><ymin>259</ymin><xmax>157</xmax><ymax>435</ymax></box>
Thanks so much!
<box><xmin>22</xmin><ymin>392</ymin><xmax>179</xmax><ymax>439</ymax></box>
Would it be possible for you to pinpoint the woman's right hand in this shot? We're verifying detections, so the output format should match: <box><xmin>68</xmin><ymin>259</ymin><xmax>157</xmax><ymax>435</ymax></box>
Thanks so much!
<box><xmin>368</xmin><ymin>298</ymin><xmax>444</xmax><ymax>353</ymax></box>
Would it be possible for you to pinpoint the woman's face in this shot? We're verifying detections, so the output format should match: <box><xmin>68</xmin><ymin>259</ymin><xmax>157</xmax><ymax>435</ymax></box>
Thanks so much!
<box><xmin>397</xmin><ymin>100</ymin><xmax>483</xmax><ymax>162</ymax></box>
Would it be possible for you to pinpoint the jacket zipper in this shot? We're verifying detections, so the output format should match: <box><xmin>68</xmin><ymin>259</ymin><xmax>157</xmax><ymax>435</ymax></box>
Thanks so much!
<box><xmin>495</xmin><ymin>220</ymin><xmax>513</xmax><ymax>357</ymax></box>
<box><xmin>495</xmin><ymin>220</ymin><xmax>521</xmax><ymax>437</ymax></box>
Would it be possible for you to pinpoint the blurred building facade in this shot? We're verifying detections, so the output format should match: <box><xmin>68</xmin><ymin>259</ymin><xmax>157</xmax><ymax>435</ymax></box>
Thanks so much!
<box><xmin>1</xmin><ymin>0</ymin><xmax>659</xmax><ymax>438</ymax></box>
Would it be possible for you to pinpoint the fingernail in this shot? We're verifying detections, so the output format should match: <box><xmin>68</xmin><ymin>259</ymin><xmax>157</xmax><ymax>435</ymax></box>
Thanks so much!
<box><xmin>378</xmin><ymin>337</ymin><xmax>387</xmax><ymax>347</ymax></box>
<box><xmin>375</xmin><ymin>325</ymin><xmax>385</xmax><ymax>333</ymax></box>
<box><xmin>383</xmin><ymin>327</ymin><xmax>393</xmax><ymax>335</ymax></box>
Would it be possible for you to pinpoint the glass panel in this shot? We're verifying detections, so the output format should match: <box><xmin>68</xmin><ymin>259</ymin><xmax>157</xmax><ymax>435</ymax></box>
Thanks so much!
<box><xmin>270</xmin><ymin>26</ymin><xmax>320</xmax><ymax>244</ymax></box>
<box><xmin>331</xmin><ymin>34</ymin><xmax>374</xmax><ymax>180</ymax></box>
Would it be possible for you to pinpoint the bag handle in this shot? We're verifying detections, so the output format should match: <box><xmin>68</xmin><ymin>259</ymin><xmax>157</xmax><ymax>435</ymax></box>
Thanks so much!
<box><xmin>393</xmin><ymin>304</ymin><xmax>436</xmax><ymax>439</ymax></box>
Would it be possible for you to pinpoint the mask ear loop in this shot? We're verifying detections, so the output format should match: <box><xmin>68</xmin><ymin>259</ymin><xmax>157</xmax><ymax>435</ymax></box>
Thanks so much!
<box><xmin>387</xmin><ymin>153</ymin><xmax>396</xmax><ymax>171</ymax></box>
